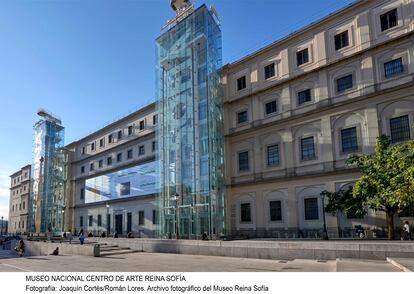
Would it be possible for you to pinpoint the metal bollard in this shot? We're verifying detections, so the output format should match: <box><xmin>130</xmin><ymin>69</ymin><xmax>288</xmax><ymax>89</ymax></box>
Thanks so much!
<box><xmin>93</xmin><ymin>244</ymin><xmax>100</xmax><ymax>257</ymax></box>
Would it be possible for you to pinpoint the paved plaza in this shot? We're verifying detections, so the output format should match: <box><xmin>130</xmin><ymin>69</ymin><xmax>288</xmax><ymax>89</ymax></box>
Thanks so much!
<box><xmin>0</xmin><ymin>249</ymin><xmax>405</xmax><ymax>272</ymax></box>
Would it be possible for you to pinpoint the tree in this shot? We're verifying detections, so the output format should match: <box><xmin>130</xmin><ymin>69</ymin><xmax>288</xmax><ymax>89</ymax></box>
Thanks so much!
<box><xmin>346</xmin><ymin>135</ymin><xmax>414</xmax><ymax>240</ymax></box>
<box><xmin>322</xmin><ymin>186</ymin><xmax>366</xmax><ymax>218</ymax></box>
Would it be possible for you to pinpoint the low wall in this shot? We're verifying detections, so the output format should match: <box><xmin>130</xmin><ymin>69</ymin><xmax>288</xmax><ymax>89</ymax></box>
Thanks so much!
<box><xmin>24</xmin><ymin>241</ymin><xmax>97</xmax><ymax>257</ymax></box>
<box><xmin>89</xmin><ymin>237</ymin><xmax>414</xmax><ymax>260</ymax></box>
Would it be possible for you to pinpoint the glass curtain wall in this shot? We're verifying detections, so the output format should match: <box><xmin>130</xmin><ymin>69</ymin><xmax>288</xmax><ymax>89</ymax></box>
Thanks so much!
<box><xmin>30</xmin><ymin>120</ymin><xmax>66</xmax><ymax>234</ymax></box>
<box><xmin>156</xmin><ymin>5</ymin><xmax>225</xmax><ymax>239</ymax></box>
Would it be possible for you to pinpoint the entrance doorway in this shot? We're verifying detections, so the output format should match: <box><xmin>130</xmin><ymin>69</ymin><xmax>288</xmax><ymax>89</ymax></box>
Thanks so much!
<box><xmin>115</xmin><ymin>214</ymin><xmax>123</xmax><ymax>235</ymax></box>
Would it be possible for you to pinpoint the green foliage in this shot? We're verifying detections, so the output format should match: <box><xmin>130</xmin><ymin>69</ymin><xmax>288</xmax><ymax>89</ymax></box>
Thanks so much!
<box><xmin>321</xmin><ymin>135</ymin><xmax>414</xmax><ymax>239</ymax></box>
<box><xmin>346</xmin><ymin>135</ymin><xmax>414</xmax><ymax>213</ymax></box>
<box><xmin>322</xmin><ymin>187</ymin><xmax>366</xmax><ymax>218</ymax></box>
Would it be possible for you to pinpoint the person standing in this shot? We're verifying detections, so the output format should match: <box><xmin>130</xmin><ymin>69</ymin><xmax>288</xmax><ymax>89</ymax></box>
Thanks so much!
<box><xmin>404</xmin><ymin>221</ymin><xmax>411</xmax><ymax>240</ymax></box>
<box><xmin>79</xmin><ymin>233</ymin><xmax>85</xmax><ymax>245</ymax></box>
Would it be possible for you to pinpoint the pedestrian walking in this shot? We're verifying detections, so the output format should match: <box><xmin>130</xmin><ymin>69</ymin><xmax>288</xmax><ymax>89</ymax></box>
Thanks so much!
<box><xmin>403</xmin><ymin>221</ymin><xmax>411</xmax><ymax>240</ymax></box>
<box><xmin>79</xmin><ymin>233</ymin><xmax>85</xmax><ymax>245</ymax></box>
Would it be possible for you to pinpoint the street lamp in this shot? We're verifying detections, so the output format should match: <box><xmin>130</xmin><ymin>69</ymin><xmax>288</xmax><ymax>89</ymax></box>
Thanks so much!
<box><xmin>106</xmin><ymin>203</ymin><xmax>110</xmax><ymax>236</ymax></box>
<box><xmin>321</xmin><ymin>195</ymin><xmax>329</xmax><ymax>240</ymax></box>
<box><xmin>61</xmin><ymin>208</ymin><xmax>65</xmax><ymax>233</ymax></box>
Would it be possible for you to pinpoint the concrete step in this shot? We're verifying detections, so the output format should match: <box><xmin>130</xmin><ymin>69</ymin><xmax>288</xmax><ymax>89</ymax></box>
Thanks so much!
<box><xmin>100</xmin><ymin>246</ymin><xmax>131</xmax><ymax>252</ymax></box>
<box><xmin>99</xmin><ymin>249</ymin><xmax>142</xmax><ymax>257</ymax></box>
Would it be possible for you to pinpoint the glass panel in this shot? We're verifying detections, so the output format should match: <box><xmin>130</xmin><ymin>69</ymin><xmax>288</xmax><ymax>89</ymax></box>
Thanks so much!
<box><xmin>265</xmin><ymin>100</ymin><xmax>277</xmax><ymax>115</ymax></box>
<box><xmin>384</xmin><ymin>58</ymin><xmax>403</xmax><ymax>77</ymax></box>
<box><xmin>334</xmin><ymin>30</ymin><xmax>349</xmax><ymax>50</ymax></box>
<box><xmin>304</xmin><ymin>198</ymin><xmax>319</xmax><ymax>220</ymax></box>
<box><xmin>85</xmin><ymin>162</ymin><xmax>158</xmax><ymax>203</ymax></box>
<box><xmin>241</xmin><ymin>203</ymin><xmax>251</xmax><ymax>222</ymax></box>
<box><xmin>336</xmin><ymin>75</ymin><xmax>353</xmax><ymax>92</ymax></box>
<box><xmin>390</xmin><ymin>115</ymin><xmax>410</xmax><ymax>143</ymax></box>
<box><xmin>237</xmin><ymin>110</ymin><xmax>248</xmax><ymax>124</ymax></box>
<box><xmin>267</xmin><ymin>144</ymin><xmax>280</xmax><ymax>166</ymax></box>
<box><xmin>156</xmin><ymin>6</ymin><xmax>225</xmax><ymax>239</ymax></box>
<box><xmin>269</xmin><ymin>201</ymin><xmax>282</xmax><ymax>221</ymax></box>
<box><xmin>264</xmin><ymin>63</ymin><xmax>275</xmax><ymax>79</ymax></box>
<box><xmin>31</xmin><ymin>117</ymin><xmax>66</xmax><ymax>234</ymax></box>
<box><xmin>297</xmin><ymin>89</ymin><xmax>311</xmax><ymax>105</ymax></box>
<box><xmin>301</xmin><ymin>137</ymin><xmax>315</xmax><ymax>161</ymax></box>
<box><xmin>238</xmin><ymin>151</ymin><xmax>249</xmax><ymax>171</ymax></box>
<box><xmin>341</xmin><ymin>127</ymin><xmax>358</xmax><ymax>153</ymax></box>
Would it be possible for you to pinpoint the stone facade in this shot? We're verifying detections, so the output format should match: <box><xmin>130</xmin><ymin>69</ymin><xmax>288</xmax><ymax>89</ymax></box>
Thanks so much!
<box><xmin>65</xmin><ymin>103</ymin><xmax>158</xmax><ymax>236</ymax></box>
<box><xmin>8</xmin><ymin>165</ymin><xmax>31</xmax><ymax>234</ymax></box>
<box><xmin>222</xmin><ymin>0</ymin><xmax>414</xmax><ymax>238</ymax></box>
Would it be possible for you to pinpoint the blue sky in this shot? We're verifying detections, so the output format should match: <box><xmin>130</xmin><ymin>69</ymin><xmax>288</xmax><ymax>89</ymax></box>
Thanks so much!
<box><xmin>0</xmin><ymin>0</ymin><xmax>356</xmax><ymax>219</ymax></box>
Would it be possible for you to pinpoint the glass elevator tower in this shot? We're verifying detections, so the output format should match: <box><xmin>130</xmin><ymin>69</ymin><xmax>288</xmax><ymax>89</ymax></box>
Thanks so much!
<box><xmin>156</xmin><ymin>2</ymin><xmax>225</xmax><ymax>239</ymax></box>
<box><xmin>30</xmin><ymin>111</ymin><xmax>66</xmax><ymax>234</ymax></box>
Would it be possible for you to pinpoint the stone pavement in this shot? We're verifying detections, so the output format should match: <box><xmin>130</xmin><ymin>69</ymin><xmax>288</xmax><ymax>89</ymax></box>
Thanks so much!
<box><xmin>386</xmin><ymin>258</ymin><xmax>414</xmax><ymax>272</ymax></box>
<box><xmin>0</xmin><ymin>250</ymin><xmax>403</xmax><ymax>272</ymax></box>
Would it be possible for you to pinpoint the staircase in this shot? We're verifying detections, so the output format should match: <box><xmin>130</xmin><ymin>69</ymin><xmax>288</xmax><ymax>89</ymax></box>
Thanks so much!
<box><xmin>98</xmin><ymin>243</ymin><xmax>141</xmax><ymax>257</ymax></box>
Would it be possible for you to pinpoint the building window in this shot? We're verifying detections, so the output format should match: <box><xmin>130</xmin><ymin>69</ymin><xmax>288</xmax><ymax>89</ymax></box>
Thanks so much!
<box><xmin>296</xmin><ymin>48</ymin><xmax>309</xmax><ymax>66</ymax></box>
<box><xmin>265</xmin><ymin>100</ymin><xmax>277</xmax><ymax>115</ymax></box>
<box><xmin>301</xmin><ymin>136</ymin><xmax>316</xmax><ymax>161</ymax></box>
<box><xmin>108</xmin><ymin>134</ymin><xmax>113</xmax><ymax>143</ymax></box>
<box><xmin>99</xmin><ymin>138</ymin><xmax>104</xmax><ymax>148</ymax></box>
<box><xmin>117</xmin><ymin>130</ymin><xmax>122</xmax><ymax>140</ymax></box>
<box><xmin>139</xmin><ymin>120</ymin><xmax>145</xmax><ymax>130</ymax></box>
<box><xmin>384</xmin><ymin>58</ymin><xmax>403</xmax><ymax>78</ymax></box>
<box><xmin>107</xmin><ymin>156</ymin><xmax>112</xmax><ymax>165</ymax></box>
<box><xmin>267</xmin><ymin>144</ymin><xmax>280</xmax><ymax>166</ymax></box>
<box><xmin>22</xmin><ymin>201</ymin><xmax>25</xmax><ymax>210</ymax></box>
<box><xmin>88</xmin><ymin>215</ymin><xmax>93</xmax><ymax>226</ymax></box>
<box><xmin>139</xmin><ymin>211</ymin><xmax>144</xmax><ymax>225</ymax></box>
<box><xmin>81</xmin><ymin>147</ymin><xmax>86</xmax><ymax>155</ymax></box>
<box><xmin>139</xmin><ymin>145</ymin><xmax>145</xmax><ymax>156</ymax></box>
<box><xmin>90</xmin><ymin>163</ymin><xmax>94</xmax><ymax>171</ymax></box>
<box><xmin>334</xmin><ymin>30</ymin><xmax>349</xmax><ymax>51</ymax></box>
<box><xmin>153</xmin><ymin>115</ymin><xmax>157</xmax><ymax>125</ymax></box>
<box><xmin>128</xmin><ymin>125</ymin><xmax>133</xmax><ymax>136</ymax></box>
<box><xmin>380</xmin><ymin>8</ymin><xmax>398</xmax><ymax>32</ymax></box>
<box><xmin>269</xmin><ymin>201</ymin><xmax>282</xmax><ymax>221</ymax></box>
<box><xmin>127</xmin><ymin>149</ymin><xmax>133</xmax><ymax>159</ymax></box>
<box><xmin>81</xmin><ymin>166</ymin><xmax>85</xmax><ymax>174</ymax></box>
<box><xmin>80</xmin><ymin>216</ymin><xmax>84</xmax><ymax>227</ymax></box>
<box><xmin>152</xmin><ymin>210</ymin><xmax>157</xmax><ymax>225</ymax></box>
<box><xmin>240</xmin><ymin>203</ymin><xmax>251</xmax><ymax>222</ymax></box>
<box><xmin>80</xmin><ymin>188</ymin><xmax>85</xmax><ymax>200</ymax></box>
<box><xmin>237</xmin><ymin>76</ymin><xmax>246</xmax><ymax>91</ymax></box>
<box><xmin>97</xmin><ymin>215</ymin><xmax>102</xmax><ymax>226</ymax></box>
<box><xmin>117</xmin><ymin>153</ymin><xmax>122</xmax><ymax>162</ymax></box>
<box><xmin>304</xmin><ymin>198</ymin><xmax>319</xmax><ymax>220</ymax></box>
<box><xmin>238</xmin><ymin>151</ymin><xmax>249</xmax><ymax>172</ymax></box>
<box><xmin>152</xmin><ymin>141</ymin><xmax>156</xmax><ymax>152</ymax></box>
<box><xmin>297</xmin><ymin>88</ymin><xmax>312</xmax><ymax>105</ymax></box>
<box><xmin>336</xmin><ymin>74</ymin><xmax>353</xmax><ymax>92</ymax></box>
<box><xmin>237</xmin><ymin>110</ymin><xmax>248</xmax><ymax>124</ymax></box>
<box><xmin>98</xmin><ymin>160</ymin><xmax>103</xmax><ymax>168</ymax></box>
<box><xmin>264</xmin><ymin>63</ymin><xmax>275</xmax><ymax>80</ymax></box>
<box><xmin>120</xmin><ymin>182</ymin><xmax>130</xmax><ymax>196</ymax></box>
<box><xmin>390</xmin><ymin>115</ymin><xmax>410</xmax><ymax>143</ymax></box>
<box><xmin>341</xmin><ymin>127</ymin><xmax>358</xmax><ymax>153</ymax></box>
<box><xmin>91</xmin><ymin>142</ymin><xmax>95</xmax><ymax>151</ymax></box>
